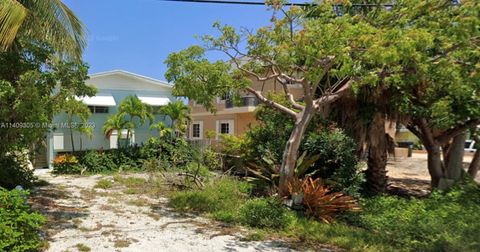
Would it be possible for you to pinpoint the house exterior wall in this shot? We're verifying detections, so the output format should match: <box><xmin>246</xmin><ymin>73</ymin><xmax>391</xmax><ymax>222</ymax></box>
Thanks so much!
<box><xmin>45</xmin><ymin>70</ymin><xmax>175</xmax><ymax>168</ymax></box>
<box><xmin>189</xmin><ymin>78</ymin><xmax>303</xmax><ymax>141</ymax></box>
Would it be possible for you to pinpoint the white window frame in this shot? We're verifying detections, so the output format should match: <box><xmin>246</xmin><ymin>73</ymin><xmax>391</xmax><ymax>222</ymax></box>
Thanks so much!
<box><xmin>53</xmin><ymin>133</ymin><xmax>64</xmax><ymax>150</ymax></box>
<box><xmin>190</xmin><ymin>121</ymin><xmax>203</xmax><ymax>140</ymax></box>
<box><xmin>109</xmin><ymin>131</ymin><xmax>118</xmax><ymax>149</ymax></box>
<box><xmin>216</xmin><ymin>120</ymin><xmax>234</xmax><ymax>140</ymax></box>
<box><xmin>110</xmin><ymin>129</ymin><xmax>135</xmax><ymax>149</ymax></box>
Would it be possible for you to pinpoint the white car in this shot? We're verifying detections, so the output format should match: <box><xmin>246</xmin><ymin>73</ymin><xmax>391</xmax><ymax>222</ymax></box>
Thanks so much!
<box><xmin>465</xmin><ymin>140</ymin><xmax>477</xmax><ymax>153</ymax></box>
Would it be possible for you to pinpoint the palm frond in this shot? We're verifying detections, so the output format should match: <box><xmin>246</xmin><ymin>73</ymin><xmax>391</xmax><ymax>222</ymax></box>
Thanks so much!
<box><xmin>13</xmin><ymin>0</ymin><xmax>87</xmax><ymax>59</ymax></box>
<box><xmin>0</xmin><ymin>0</ymin><xmax>28</xmax><ymax>50</ymax></box>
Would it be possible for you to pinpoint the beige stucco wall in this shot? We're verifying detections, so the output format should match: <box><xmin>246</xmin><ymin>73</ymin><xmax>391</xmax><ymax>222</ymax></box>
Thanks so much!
<box><xmin>190</xmin><ymin>111</ymin><xmax>258</xmax><ymax>139</ymax></box>
<box><xmin>189</xmin><ymin>78</ymin><xmax>303</xmax><ymax>139</ymax></box>
<box><xmin>189</xmin><ymin>78</ymin><xmax>304</xmax><ymax>114</ymax></box>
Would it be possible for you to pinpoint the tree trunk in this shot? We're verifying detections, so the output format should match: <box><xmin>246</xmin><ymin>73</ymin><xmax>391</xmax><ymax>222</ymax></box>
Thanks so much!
<box><xmin>365</xmin><ymin>112</ymin><xmax>388</xmax><ymax>194</ymax></box>
<box><xmin>468</xmin><ymin>150</ymin><xmax>480</xmax><ymax>178</ymax></box>
<box><xmin>69</xmin><ymin>126</ymin><xmax>75</xmax><ymax>153</ymax></box>
<box><xmin>171</xmin><ymin>119</ymin><xmax>177</xmax><ymax>138</ymax></box>
<box><xmin>80</xmin><ymin>135</ymin><xmax>83</xmax><ymax>151</ymax></box>
<box><xmin>445</xmin><ymin>132</ymin><xmax>465</xmax><ymax>181</ymax></box>
<box><xmin>278</xmin><ymin>108</ymin><xmax>314</xmax><ymax>197</ymax></box>
<box><xmin>426</xmin><ymin>143</ymin><xmax>444</xmax><ymax>188</ymax></box>
<box><xmin>468</xmin><ymin>134</ymin><xmax>480</xmax><ymax>178</ymax></box>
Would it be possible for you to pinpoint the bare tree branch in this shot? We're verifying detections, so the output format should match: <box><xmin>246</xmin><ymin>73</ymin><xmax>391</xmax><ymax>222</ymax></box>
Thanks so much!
<box><xmin>245</xmin><ymin>87</ymin><xmax>297</xmax><ymax>119</ymax></box>
<box><xmin>314</xmin><ymin>79</ymin><xmax>353</xmax><ymax>110</ymax></box>
<box><xmin>437</xmin><ymin>119</ymin><xmax>480</xmax><ymax>145</ymax></box>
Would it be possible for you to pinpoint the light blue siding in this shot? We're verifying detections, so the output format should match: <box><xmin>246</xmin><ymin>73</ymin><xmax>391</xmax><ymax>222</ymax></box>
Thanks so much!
<box><xmin>46</xmin><ymin>71</ymin><xmax>174</xmax><ymax>168</ymax></box>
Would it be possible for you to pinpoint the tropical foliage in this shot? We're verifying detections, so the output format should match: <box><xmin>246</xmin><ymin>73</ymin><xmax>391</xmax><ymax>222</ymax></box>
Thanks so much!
<box><xmin>63</xmin><ymin>98</ymin><xmax>92</xmax><ymax>153</ymax></box>
<box><xmin>300</xmin><ymin>177</ymin><xmax>360</xmax><ymax>223</ymax></box>
<box><xmin>0</xmin><ymin>0</ymin><xmax>86</xmax><ymax>59</ymax></box>
<box><xmin>0</xmin><ymin>188</ymin><xmax>46</xmax><ymax>252</ymax></box>
<box><xmin>103</xmin><ymin>96</ymin><xmax>154</xmax><ymax>147</ymax></box>
<box><xmin>160</xmin><ymin>100</ymin><xmax>190</xmax><ymax>136</ymax></box>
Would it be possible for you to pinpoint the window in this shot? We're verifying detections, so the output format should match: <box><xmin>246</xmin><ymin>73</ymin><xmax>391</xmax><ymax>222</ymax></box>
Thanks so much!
<box><xmin>53</xmin><ymin>133</ymin><xmax>64</xmax><ymax>150</ymax></box>
<box><xmin>216</xmin><ymin>120</ymin><xmax>234</xmax><ymax>139</ymax></box>
<box><xmin>88</xmin><ymin>106</ymin><xmax>109</xmax><ymax>113</ymax></box>
<box><xmin>109</xmin><ymin>130</ymin><xmax>134</xmax><ymax>149</ymax></box>
<box><xmin>191</xmin><ymin>121</ymin><xmax>203</xmax><ymax>139</ymax></box>
<box><xmin>220</xmin><ymin>123</ymin><xmax>229</xmax><ymax>134</ymax></box>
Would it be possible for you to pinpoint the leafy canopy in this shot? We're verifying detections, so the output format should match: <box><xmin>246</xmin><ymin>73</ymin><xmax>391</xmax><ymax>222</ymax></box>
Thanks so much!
<box><xmin>165</xmin><ymin>3</ymin><xmax>376</xmax><ymax>115</ymax></box>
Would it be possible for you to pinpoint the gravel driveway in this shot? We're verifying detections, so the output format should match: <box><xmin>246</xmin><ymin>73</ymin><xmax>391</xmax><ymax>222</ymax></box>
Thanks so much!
<box><xmin>31</xmin><ymin>171</ymin><xmax>295</xmax><ymax>252</ymax></box>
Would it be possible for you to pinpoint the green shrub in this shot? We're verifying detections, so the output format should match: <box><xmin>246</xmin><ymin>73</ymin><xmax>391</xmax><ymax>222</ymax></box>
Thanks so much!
<box><xmin>80</xmin><ymin>151</ymin><xmax>117</xmax><ymax>173</ymax></box>
<box><xmin>345</xmin><ymin>182</ymin><xmax>480</xmax><ymax>251</ymax></box>
<box><xmin>109</xmin><ymin>147</ymin><xmax>141</xmax><ymax>170</ymax></box>
<box><xmin>0</xmin><ymin>153</ymin><xmax>36</xmax><ymax>189</ymax></box>
<box><xmin>140</xmin><ymin>137</ymin><xmax>194</xmax><ymax>168</ymax></box>
<box><xmin>0</xmin><ymin>188</ymin><xmax>46</xmax><ymax>252</ymax></box>
<box><xmin>202</xmin><ymin>148</ymin><xmax>222</xmax><ymax>170</ymax></box>
<box><xmin>239</xmin><ymin>198</ymin><xmax>293</xmax><ymax>230</ymax></box>
<box><xmin>303</xmin><ymin>128</ymin><xmax>364</xmax><ymax>197</ymax></box>
<box><xmin>140</xmin><ymin>137</ymin><xmax>163</xmax><ymax>159</ymax></box>
<box><xmin>244</xmin><ymin>100</ymin><xmax>294</xmax><ymax>165</ymax></box>
<box><xmin>212</xmin><ymin>210</ymin><xmax>237</xmax><ymax>224</ymax></box>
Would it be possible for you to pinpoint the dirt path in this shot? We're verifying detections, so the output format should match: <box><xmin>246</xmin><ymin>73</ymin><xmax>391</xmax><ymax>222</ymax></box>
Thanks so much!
<box><xmin>31</xmin><ymin>171</ymin><xmax>295</xmax><ymax>252</ymax></box>
<box><xmin>386</xmin><ymin>153</ymin><xmax>480</xmax><ymax>196</ymax></box>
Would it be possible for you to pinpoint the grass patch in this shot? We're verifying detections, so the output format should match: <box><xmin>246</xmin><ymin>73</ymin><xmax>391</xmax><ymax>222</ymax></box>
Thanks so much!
<box><xmin>241</xmin><ymin>230</ymin><xmax>268</xmax><ymax>241</ymax></box>
<box><xmin>113</xmin><ymin>238</ymin><xmax>138</xmax><ymax>248</ymax></box>
<box><xmin>113</xmin><ymin>239</ymin><xmax>131</xmax><ymax>248</ymax></box>
<box><xmin>169</xmin><ymin>177</ymin><xmax>251</xmax><ymax>215</ymax></box>
<box><xmin>123</xmin><ymin>188</ymin><xmax>143</xmax><ymax>194</ymax></box>
<box><xmin>114</xmin><ymin>175</ymin><xmax>146</xmax><ymax>188</ymax></box>
<box><xmin>127</xmin><ymin>198</ymin><xmax>149</xmax><ymax>207</ymax></box>
<box><xmin>94</xmin><ymin>179</ymin><xmax>113</xmax><ymax>189</ymax></box>
<box><xmin>167</xmin><ymin>176</ymin><xmax>480</xmax><ymax>252</ymax></box>
<box><xmin>75</xmin><ymin>243</ymin><xmax>91</xmax><ymax>252</ymax></box>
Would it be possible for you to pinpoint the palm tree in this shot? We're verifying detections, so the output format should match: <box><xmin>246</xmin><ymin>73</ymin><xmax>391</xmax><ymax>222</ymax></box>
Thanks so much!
<box><xmin>78</xmin><ymin>125</ymin><xmax>93</xmax><ymax>151</ymax></box>
<box><xmin>118</xmin><ymin>95</ymin><xmax>154</xmax><ymax>144</ymax></box>
<box><xmin>0</xmin><ymin>0</ymin><xmax>86</xmax><ymax>58</ymax></box>
<box><xmin>160</xmin><ymin>100</ymin><xmax>191</xmax><ymax>137</ymax></box>
<box><xmin>64</xmin><ymin>98</ymin><xmax>91</xmax><ymax>153</ymax></box>
<box><xmin>103</xmin><ymin>114</ymin><xmax>127</xmax><ymax>148</ymax></box>
<box><xmin>150</xmin><ymin>122</ymin><xmax>173</xmax><ymax>138</ymax></box>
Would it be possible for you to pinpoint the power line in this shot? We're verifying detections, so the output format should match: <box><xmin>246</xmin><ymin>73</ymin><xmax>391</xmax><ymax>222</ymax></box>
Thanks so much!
<box><xmin>154</xmin><ymin>0</ymin><xmax>395</xmax><ymax>7</ymax></box>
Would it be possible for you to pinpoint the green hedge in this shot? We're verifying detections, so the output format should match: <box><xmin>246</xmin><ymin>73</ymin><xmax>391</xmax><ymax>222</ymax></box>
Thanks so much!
<box><xmin>0</xmin><ymin>188</ymin><xmax>45</xmax><ymax>252</ymax></box>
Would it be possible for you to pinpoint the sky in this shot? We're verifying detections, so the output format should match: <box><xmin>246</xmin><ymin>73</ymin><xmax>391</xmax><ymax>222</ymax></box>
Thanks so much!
<box><xmin>63</xmin><ymin>0</ymin><xmax>280</xmax><ymax>81</ymax></box>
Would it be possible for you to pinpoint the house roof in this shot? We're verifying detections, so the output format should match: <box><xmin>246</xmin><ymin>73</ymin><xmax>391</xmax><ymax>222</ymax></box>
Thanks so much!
<box><xmin>89</xmin><ymin>70</ymin><xmax>173</xmax><ymax>89</ymax></box>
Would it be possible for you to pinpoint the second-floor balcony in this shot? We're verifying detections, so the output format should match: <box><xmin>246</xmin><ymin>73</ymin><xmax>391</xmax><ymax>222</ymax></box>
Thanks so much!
<box><xmin>225</xmin><ymin>97</ymin><xmax>259</xmax><ymax>109</ymax></box>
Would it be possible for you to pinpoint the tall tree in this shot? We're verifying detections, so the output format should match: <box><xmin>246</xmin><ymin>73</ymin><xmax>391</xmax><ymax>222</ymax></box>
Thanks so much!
<box><xmin>118</xmin><ymin>95</ymin><xmax>154</xmax><ymax>144</ymax></box>
<box><xmin>358</xmin><ymin>0</ymin><xmax>480</xmax><ymax>188</ymax></box>
<box><xmin>160</xmin><ymin>100</ymin><xmax>191</xmax><ymax>137</ymax></box>
<box><xmin>0</xmin><ymin>41</ymin><xmax>95</xmax><ymax>154</ymax></box>
<box><xmin>103</xmin><ymin>114</ymin><xmax>127</xmax><ymax>148</ymax></box>
<box><xmin>63</xmin><ymin>98</ymin><xmax>92</xmax><ymax>153</ymax></box>
<box><xmin>104</xmin><ymin>96</ymin><xmax>153</xmax><ymax>147</ymax></box>
<box><xmin>165</xmin><ymin>3</ymin><xmax>374</xmax><ymax>196</ymax></box>
<box><xmin>0</xmin><ymin>0</ymin><xmax>86</xmax><ymax>59</ymax></box>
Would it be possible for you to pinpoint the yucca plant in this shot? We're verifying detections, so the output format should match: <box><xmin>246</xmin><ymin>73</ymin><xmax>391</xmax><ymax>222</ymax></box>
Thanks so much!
<box><xmin>245</xmin><ymin>151</ymin><xmax>320</xmax><ymax>190</ymax></box>
<box><xmin>302</xmin><ymin>177</ymin><xmax>360</xmax><ymax>223</ymax></box>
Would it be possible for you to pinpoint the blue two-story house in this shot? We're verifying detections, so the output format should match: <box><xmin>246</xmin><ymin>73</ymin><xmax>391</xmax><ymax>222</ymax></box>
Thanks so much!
<box><xmin>45</xmin><ymin>70</ymin><xmax>175</xmax><ymax>168</ymax></box>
